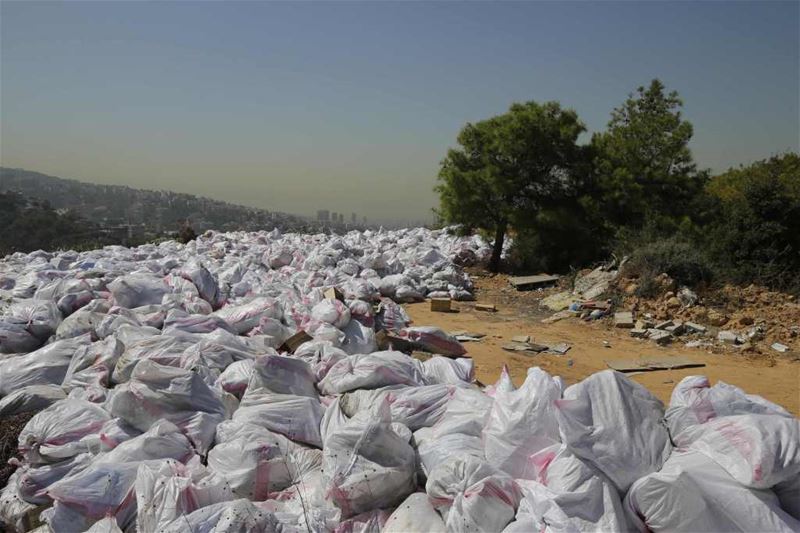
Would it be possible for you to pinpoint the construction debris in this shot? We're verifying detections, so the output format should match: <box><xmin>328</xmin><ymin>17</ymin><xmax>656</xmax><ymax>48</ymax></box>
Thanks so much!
<box><xmin>430</xmin><ymin>298</ymin><xmax>453</xmax><ymax>312</ymax></box>
<box><xmin>614</xmin><ymin>311</ymin><xmax>635</xmax><ymax>328</ymax></box>
<box><xmin>475</xmin><ymin>303</ymin><xmax>497</xmax><ymax>312</ymax></box>
<box><xmin>509</xmin><ymin>274</ymin><xmax>560</xmax><ymax>291</ymax></box>
<box><xmin>606</xmin><ymin>356</ymin><xmax>705</xmax><ymax>372</ymax></box>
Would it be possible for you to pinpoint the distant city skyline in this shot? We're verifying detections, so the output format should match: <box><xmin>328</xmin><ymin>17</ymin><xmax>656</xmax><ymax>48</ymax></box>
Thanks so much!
<box><xmin>2</xmin><ymin>2</ymin><xmax>797</xmax><ymax>223</ymax></box>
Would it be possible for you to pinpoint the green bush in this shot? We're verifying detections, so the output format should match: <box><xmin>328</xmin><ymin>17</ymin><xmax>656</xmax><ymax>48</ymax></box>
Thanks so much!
<box><xmin>621</xmin><ymin>236</ymin><xmax>714</xmax><ymax>289</ymax></box>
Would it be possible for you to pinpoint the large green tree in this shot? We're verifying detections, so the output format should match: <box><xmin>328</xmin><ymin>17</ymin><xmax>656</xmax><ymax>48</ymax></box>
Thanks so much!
<box><xmin>592</xmin><ymin>79</ymin><xmax>707</xmax><ymax>232</ymax></box>
<box><xmin>436</xmin><ymin>101</ymin><xmax>586</xmax><ymax>272</ymax></box>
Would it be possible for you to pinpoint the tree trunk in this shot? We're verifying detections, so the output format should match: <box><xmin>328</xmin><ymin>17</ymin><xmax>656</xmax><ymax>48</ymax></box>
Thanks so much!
<box><xmin>488</xmin><ymin>221</ymin><xmax>506</xmax><ymax>273</ymax></box>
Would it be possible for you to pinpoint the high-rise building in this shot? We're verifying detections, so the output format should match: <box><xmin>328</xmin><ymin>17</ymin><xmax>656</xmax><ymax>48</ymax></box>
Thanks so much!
<box><xmin>317</xmin><ymin>210</ymin><xmax>330</xmax><ymax>223</ymax></box>
<box><xmin>351</xmin><ymin>212</ymin><xmax>357</xmax><ymax>224</ymax></box>
<box><xmin>338</xmin><ymin>213</ymin><xmax>344</xmax><ymax>224</ymax></box>
<box><xmin>331</xmin><ymin>212</ymin><xmax>338</xmax><ymax>224</ymax></box>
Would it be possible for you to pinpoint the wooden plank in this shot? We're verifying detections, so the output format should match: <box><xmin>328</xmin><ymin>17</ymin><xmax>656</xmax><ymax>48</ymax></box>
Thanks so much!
<box><xmin>475</xmin><ymin>303</ymin><xmax>497</xmax><ymax>312</ymax></box>
<box><xmin>509</xmin><ymin>274</ymin><xmax>560</xmax><ymax>290</ymax></box>
<box><xmin>606</xmin><ymin>356</ymin><xmax>705</xmax><ymax>373</ymax></box>
<box><xmin>279</xmin><ymin>330</ymin><xmax>313</xmax><ymax>354</ymax></box>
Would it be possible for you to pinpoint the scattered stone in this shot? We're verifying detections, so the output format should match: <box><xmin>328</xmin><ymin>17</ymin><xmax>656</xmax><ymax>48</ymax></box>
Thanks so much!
<box><xmin>666</xmin><ymin>297</ymin><xmax>681</xmax><ymax>309</ymax></box>
<box><xmin>511</xmin><ymin>335</ymin><xmax>531</xmax><ymax>343</ymax></box>
<box><xmin>636</xmin><ymin>319</ymin><xmax>655</xmax><ymax>330</ymax></box>
<box><xmin>602</xmin><ymin>340</ymin><xmax>611</xmax><ymax>348</ymax></box>
<box><xmin>685</xmin><ymin>340</ymin><xmax>712</xmax><ymax>348</ymax></box>
<box><xmin>541</xmin><ymin>310</ymin><xmax>572</xmax><ymax>324</ymax></box>
<box><xmin>664</xmin><ymin>291</ymin><xmax>675</xmax><ymax>300</ymax></box>
<box><xmin>771</xmin><ymin>342</ymin><xmax>789</xmax><ymax>353</ymax></box>
<box><xmin>717</xmin><ymin>330</ymin><xmax>742</xmax><ymax>345</ymax></box>
<box><xmin>624</xmin><ymin>283</ymin><xmax>639</xmax><ymax>295</ymax></box>
<box><xmin>614</xmin><ymin>311</ymin><xmax>635</xmax><ymax>328</ymax></box>
<box><xmin>684</xmin><ymin>322</ymin><xmax>707</xmax><ymax>334</ymax></box>
<box><xmin>630</xmin><ymin>328</ymin><xmax>648</xmax><ymax>338</ymax></box>
<box><xmin>738</xmin><ymin>316</ymin><xmax>755</xmax><ymax>326</ymax></box>
<box><xmin>655</xmin><ymin>320</ymin><xmax>674</xmax><ymax>330</ymax></box>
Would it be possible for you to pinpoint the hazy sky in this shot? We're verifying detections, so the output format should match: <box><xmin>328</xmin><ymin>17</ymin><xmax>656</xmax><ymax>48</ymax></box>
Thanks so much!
<box><xmin>2</xmin><ymin>1</ymin><xmax>798</xmax><ymax>224</ymax></box>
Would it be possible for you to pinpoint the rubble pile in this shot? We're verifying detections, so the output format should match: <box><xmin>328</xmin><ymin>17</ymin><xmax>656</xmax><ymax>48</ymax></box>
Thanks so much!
<box><xmin>0</xmin><ymin>228</ymin><xmax>798</xmax><ymax>532</ymax></box>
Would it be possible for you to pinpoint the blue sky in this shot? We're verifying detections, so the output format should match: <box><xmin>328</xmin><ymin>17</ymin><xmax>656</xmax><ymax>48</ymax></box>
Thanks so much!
<box><xmin>2</xmin><ymin>1</ymin><xmax>797</xmax><ymax>223</ymax></box>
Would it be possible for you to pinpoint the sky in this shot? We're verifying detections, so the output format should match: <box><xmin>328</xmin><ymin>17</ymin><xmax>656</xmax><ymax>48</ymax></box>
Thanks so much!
<box><xmin>1</xmin><ymin>1</ymin><xmax>798</xmax><ymax>224</ymax></box>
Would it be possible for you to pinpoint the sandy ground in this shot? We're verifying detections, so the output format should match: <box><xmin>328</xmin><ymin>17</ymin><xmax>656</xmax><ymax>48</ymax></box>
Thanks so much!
<box><xmin>406</xmin><ymin>300</ymin><xmax>800</xmax><ymax>416</ymax></box>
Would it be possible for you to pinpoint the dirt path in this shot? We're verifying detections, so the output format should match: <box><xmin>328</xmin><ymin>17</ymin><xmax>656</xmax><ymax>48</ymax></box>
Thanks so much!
<box><xmin>406</xmin><ymin>301</ymin><xmax>800</xmax><ymax>416</ymax></box>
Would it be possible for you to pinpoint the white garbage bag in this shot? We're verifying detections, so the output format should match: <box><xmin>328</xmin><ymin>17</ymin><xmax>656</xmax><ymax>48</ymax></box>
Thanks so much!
<box><xmin>18</xmin><ymin>398</ymin><xmax>111</xmax><ymax>464</ymax></box>
<box><xmin>322</xmin><ymin>400</ymin><xmax>416</xmax><ymax>518</ymax></box>
<box><xmin>676</xmin><ymin>414</ymin><xmax>800</xmax><ymax>489</ymax></box>
<box><xmin>213</xmin><ymin>296</ymin><xmax>282</xmax><ymax>334</ymax></box>
<box><xmin>483</xmin><ymin>367</ymin><xmax>562</xmax><ymax>478</ymax></box>
<box><xmin>134</xmin><ymin>455</ymin><xmax>234</xmax><ymax>532</ymax></box>
<box><xmin>383</xmin><ymin>492</ymin><xmax>447</xmax><ymax>533</ymax></box>
<box><xmin>340</xmin><ymin>384</ymin><xmax>454</xmax><ymax>431</ymax></box>
<box><xmin>311</xmin><ymin>298</ymin><xmax>351</xmax><ymax>329</ymax></box>
<box><xmin>5</xmin><ymin>299</ymin><xmax>63</xmax><ymax>339</ymax></box>
<box><xmin>0</xmin><ymin>321</ymin><xmax>41</xmax><ymax>353</ymax></box>
<box><xmin>505</xmin><ymin>444</ymin><xmax>630</xmax><ymax>532</ymax></box>
<box><xmin>0</xmin><ymin>385</ymin><xmax>66</xmax><ymax>420</ymax></box>
<box><xmin>208</xmin><ymin>420</ymin><xmax>321</xmax><ymax>500</ymax></box>
<box><xmin>666</xmin><ymin>375</ymin><xmax>794</xmax><ymax>440</ymax></box>
<box><xmin>234</xmin><ymin>394</ymin><xmax>324</xmax><ymax>448</ymax></box>
<box><xmin>108</xmin><ymin>273</ymin><xmax>169</xmax><ymax>308</ymax></box>
<box><xmin>555</xmin><ymin>370</ymin><xmax>672</xmax><ymax>492</ymax></box>
<box><xmin>625</xmin><ymin>450</ymin><xmax>800</xmax><ymax>532</ymax></box>
<box><xmin>422</xmin><ymin>356</ymin><xmax>474</xmax><ymax>385</ymax></box>
<box><xmin>160</xmin><ymin>498</ymin><xmax>283</xmax><ymax>533</ymax></box>
<box><xmin>215</xmin><ymin>359</ymin><xmax>255</xmax><ymax>398</ymax></box>
<box><xmin>0</xmin><ymin>335</ymin><xmax>92</xmax><ymax>396</ymax></box>
<box><xmin>426</xmin><ymin>455</ymin><xmax>521</xmax><ymax>532</ymax></box>
<box><xmin>318</xmin><ymin>351</ymin><xmax>428</xmax><ymax>395</ymax></box>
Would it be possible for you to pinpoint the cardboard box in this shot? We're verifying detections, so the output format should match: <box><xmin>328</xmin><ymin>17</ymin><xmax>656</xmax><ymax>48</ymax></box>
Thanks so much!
<box><xmin>430</xmin><ymin>298</ymin><xmax>452</xmax><ymax>312</ymax></box>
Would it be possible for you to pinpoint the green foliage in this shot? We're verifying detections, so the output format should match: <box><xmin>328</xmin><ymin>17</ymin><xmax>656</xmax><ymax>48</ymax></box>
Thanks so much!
<box><xmin>620</xmin><ymin>235</ymin><xmax>714</xmax><ymax>290</ymax></box>
<box><xmin>436</xmin><ymin>100</ymin><xmax>586</xmax><ymax>271</ymax></box>
<box><xmin>703</xmin><ymin>153</ymin><xmax>800</xmax><ymax>292</ymax></box>
<box><xmin>592</xmin><ymin>79</ymin><xmax>708</xmax><ymax>233</ymax></box>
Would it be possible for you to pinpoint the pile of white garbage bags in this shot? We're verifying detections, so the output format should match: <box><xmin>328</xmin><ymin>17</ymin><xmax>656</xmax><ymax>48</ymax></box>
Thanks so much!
<box><xmin>0</xmin><ymin>227</ymin><xmax>798</xmax><ymax>532</ymax></box>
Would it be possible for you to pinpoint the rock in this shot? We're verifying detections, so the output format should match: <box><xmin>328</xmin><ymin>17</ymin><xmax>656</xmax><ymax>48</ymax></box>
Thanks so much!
<box><xmin>738</xmin><ymin>316</ymin><xmax>754</xmax><ymax>326</ymax></box>
<box><xmin>666</xmin><ymin>297</ymin><xmax>681</xmax><ymax>309</ymax></box>
<box><xmin>636</xmin><ymin>319</ymin><xmax>654</xmax><ymax>330</ymax></box>
<box><xmin>707</xmin><ymin>309</ymin><xmax>729</xmax><ymax>327</ymax></box>
<box><xmin>630</xmin><ymin>328</ymin><xmax>648</xmax><ymax>338</ymax></box>
<box><xmin>717</xmin><ymin>330</ymin><xmax>742</xmax><ymax>345</ymax></box>
<box><xmin>771</xmin><ymin>342</ymin><xmax>789</xmax><ymax>353</ymax></box>
<box><xmin>614</xmin><ymin>311</ymin><xmax>635</xmax><ymax>329</ymax></box>
<box><xmin>664</xmin><ymin>291</ymin><xmax>676</xmax><ymax>300</ymax></box>
<box><xmin>655</xmin><ymin>320</ymin><xmax>674</xmax><ymax>330</ymax></box>
<box><xmin>624</xmin><ymin>283</ymin><xmax>639</xmax><ymax>296</ymax></box>
<box><xmin>511</xmin><ymin>335</ymin><xmax>531</xmax><ymax>343</ymax></box>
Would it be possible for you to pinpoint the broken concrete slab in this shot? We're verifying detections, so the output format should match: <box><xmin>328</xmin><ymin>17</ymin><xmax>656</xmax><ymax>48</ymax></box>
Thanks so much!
<box><xmin>509</xmin><ymin>274</ymin><xmax>561</xmax><ymax>291</ymax></box>
<box><xmin>684</xmin><ymin>322</ymin><xmax>707</xmax><ymax>334</ymax></box>
<box><xmin>655</xmin><ymin>320</ymin><xmax>674</xmax><ymax>330</ymax></box>
<box><xmin>614</xmin><ymin>311</ymin><xmax>635</xmax><ymax>328</ymax></box>
<box><xmin>511</xmin><ymin>335</ymin><xmax>531</xmax><ymax>343</ymax></box>
<box><xmin>630</xmin><ymin>328</ymin><xmax>648</xmax><ymax>338</ymax></box>
<box><xmin>546</xmin><ymin>342</ymin><xmax>571</xmax><ymax>355</ymax></box>
<box><xmin>665</xmin><ymin>321</ymin><xmax>685</xmax><ymax>335</ymax></box>
<box><xmin>606</xmin><ymin>356</ymin><xmax>705</xmax><ymax>373</ymax></box>
<box><xmin>771</xmin><ymin>342</ymin><xmax>789</xmax><ymax>353</ymax></box>
<box><xmin>636</xmin><ymin>319</ymin><xmax>655</xmax><ymax>330</ymax></box>
<box><xmin>717</xmin><ymin>330</ymin><xmax>742</xmax><ymax>345</ymax></box>
<box><xmin>647</xmin><ymin>329</ymin><xmax>673</xmax><ymax>345</ymax></box>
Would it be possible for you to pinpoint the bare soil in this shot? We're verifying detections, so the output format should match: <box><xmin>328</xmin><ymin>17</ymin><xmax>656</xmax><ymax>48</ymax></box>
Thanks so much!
<box><xmin>407</xmin><ymin>276</ymin><xmax>800</xmax><ymax>416</ymax></box>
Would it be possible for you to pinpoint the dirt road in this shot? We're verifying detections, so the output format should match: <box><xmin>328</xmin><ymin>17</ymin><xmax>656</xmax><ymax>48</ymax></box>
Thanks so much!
<box><xmin>406</xmin><ymin>301</ymin><xmax>800</xmax><ymax>416</ymax></box>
